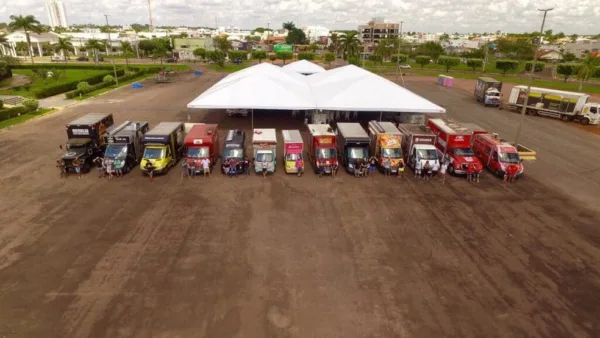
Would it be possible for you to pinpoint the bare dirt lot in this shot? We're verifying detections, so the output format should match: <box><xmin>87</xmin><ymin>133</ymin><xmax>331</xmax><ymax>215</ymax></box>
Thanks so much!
<box><xmin>0</xmin><ymin>70</ymin><xmax>599</xmax><ymax>338</ymax></box>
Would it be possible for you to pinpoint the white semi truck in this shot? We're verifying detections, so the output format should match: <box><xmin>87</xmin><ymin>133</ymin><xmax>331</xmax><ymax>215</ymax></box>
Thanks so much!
<box><xmin>507</xmin><ymin>86</ymin><xmax>600</xmax><ymax>125</ymax></box>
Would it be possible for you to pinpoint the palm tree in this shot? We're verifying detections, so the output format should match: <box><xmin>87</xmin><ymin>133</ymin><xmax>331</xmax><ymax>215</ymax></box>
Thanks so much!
<box><xmin>283</xmin><ymin>22</ymin><xmax>296</xmax><ymax>31</ymax></box>
<box><xmin>329</xmin><ymin>33</ymin><xmax>340</xmax><ymax>57</ymax></box>
<box><xmin>8</xmin><ymin>15</ymin><xmax>44</xmax><ymax>65</ymax></box>
<box><xmin>338</xmin><ymin>31</ymin><xmax>361</xmax><ymax>60</ymax></box>
<box><xmin>152</xmin><ymin>44</ymin><xmax>169</xmax><ymax>65</ymax></box>
<box><xmin>577</xmin><ymin>52</ymin><xmax>600</xmax><ymax>91</ymax></box>
<box><xmin>85</xmin><ymin>39</ymin><xmax>103</xmax><ymax>63</ymax></box>
<box><xmin>120</xmin><ymin>41</ymin><xmax>134</xmax><ymax>67</ymax></box>
<box><xmin>0</xmin><ymin>34</ymin><xmax>8</xmax><ymax>56</ymax></box>
<box><xmin>52</xmin><ymin>37</ymin><xmax>73</xmax><ymax>61</ymax></box>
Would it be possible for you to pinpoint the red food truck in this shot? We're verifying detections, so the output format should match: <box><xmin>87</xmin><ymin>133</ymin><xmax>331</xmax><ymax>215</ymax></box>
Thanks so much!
<box><xmin>184</xmin><ymin>123</ymin><xmax>219</xmax><ymax>174</ymax></box>
<box><xmin>472</xmin><ymin>133</ymin><xmax>524</xmax><ymax>178</ymax></box>
<box><xmin>427</xmin><ymin>118</ymin><xmax>484</xmax><ymax>175</ymax></box>
<box><xmin>307</xmin><ymin>124</ymin><xmax>337</xmax><ymax>175</ymax></box>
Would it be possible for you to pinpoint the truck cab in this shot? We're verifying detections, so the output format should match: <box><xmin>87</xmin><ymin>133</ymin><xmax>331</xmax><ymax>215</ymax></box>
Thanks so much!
<box><xmin>221</xmin><ymin>129</ymin><xmax>246</xmax><ymax>173</ymax></box>
<box><xmin>397</xmin><ymin>124</ymin><xmax>440</xmax><ymax>171</ymax></box>
<box><xmin>337</xmin><ymin>122</ymin><xmax>370</xmax><ymax>174</ymax></box>
<box><xmin>61</xmin><ymin>113</ymin><xmax>115</xmax><ymax>173</ymax></box>
<box><xmin>184</xmin><ymin>124</ymin><xmax>218</xmax><ymax>174</ymax></box>
<box><xmin>368</xmin><ymin>121</ymin><xmax>403</xmax><ymax>173</ymax></box>
<box><xmin>427</xmin><ymin>118</ymin><xmax>484</xmax><ymax>175</ymax></box>
<box><xmin>307</xmin><ymin>124</ymin><xmax>337</xmax><ymax>175</ymax></box>
<box><xmin>472</xmin><ymin>133</ymin><xmax>524</xmax><ymax>178</ymax></box>
<box><xmin>253</xmin><ymin>128</ymin><xmax>277</xmax><ymax>173</ymax></box>
<box><xmin>104</xmin><ymin>121</ymin><xmax>149</xmax><ymax>174</ymax></box>
<box><xmin>581</xmin><ymin>103</ymin><xmax>600</xmax><ymax>125</ymax></box>
<box><xmin>140</xmin><ymin>122</ymin><xmax>185</xmax><ymax>174</ymax></box>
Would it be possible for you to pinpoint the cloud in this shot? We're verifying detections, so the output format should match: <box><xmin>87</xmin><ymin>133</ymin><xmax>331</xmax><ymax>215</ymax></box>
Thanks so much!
<box><xmin>0</xmin><ymin>0</ymin><xmax>596</xmax><ymax>34</ymax></box>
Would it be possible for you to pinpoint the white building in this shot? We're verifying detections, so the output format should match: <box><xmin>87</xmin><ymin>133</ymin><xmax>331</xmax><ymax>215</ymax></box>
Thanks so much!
<box><xmin>303</xmin><ymin>26</ymin><xmax>330</xmax><ymax>43</ymax></box>
<box><xmin>46</xmin><ymin>0</ymin><xmax>68</xmax><ymax>28</ymax></box>
<box><xmin>214</xmin><ymin>26</ymin><xmax>252</xmax><ymax>40</ymax></box>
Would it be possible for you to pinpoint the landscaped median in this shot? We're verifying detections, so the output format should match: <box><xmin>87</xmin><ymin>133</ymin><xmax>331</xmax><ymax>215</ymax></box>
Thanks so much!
<box><xmin>0</xmin><ymin>98</ymin><xmax>54</xmax><ymax>129</ymax></box>
<box><xmin>64</xmin><ymin>67</ymin><xmax>161</xmax><ymax>99</ymax></box>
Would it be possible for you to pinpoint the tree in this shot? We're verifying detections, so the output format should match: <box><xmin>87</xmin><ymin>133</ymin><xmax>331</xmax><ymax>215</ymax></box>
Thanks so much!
<box><xmin>438</xmin><ymin>56</ymin><xmax>461</xmax><ymax>72</ymax></box>
<box><xmin>415</xmin><ymin>55</ymin><xmax>431</xmax><ymax>69</ymax></box>
<box><xmin>439</xmin><ymin>33</ymin><xmax>451</xmax><ymax>46</ymax></box>
<box><xmin>207</xmin><ymin>50</ymin><xmax>225</xmax><ymax>68</ymax></box>
<box><xmin>137</xmin><ymin>39</ymin><xmax>155</xmax><ymax>57</ymax></box>
<box><xmin>52</xmin><ymin>37</ymin><xmax>73</xmax><ymax>60</ymax></box>
<box><xmin>466</xmin><ymin>58</ymin><xmax>483</xmax><ymax>73</ymax></box>
<box><xmin>309</xmin><ymin>43</ymin><xmax>318</xmax><ymax>53</ymax></box>
<box><xmin>276</xmin><ymin>51</ymin><xmax>293</xmax><ymax>64</ymax></box>
<box><xmin>268</xmin><ymin>54</ymin><xmax>277</xmax><ymax>62</ymax></box>
<box><xmin>369</xmin><ymin>54</ymin><xmax>383</xmax><ymax>65</ymax></box>
<box><xmin>213</xmin><ymin>35</ymin><xmax>232</xmax><ymax>53</ymax></box>
<box><xmin>563</xmin><ymin>52</ymin><xmax>577</xmax><ymax>62</ymax></box>
<box><xmin>338</xmin><ymin>31</ymin><xmax>360</xmax><ymax>60</ymax></box>
<box><xmin>283</xmin><ymin>22</ymin><xmax>296</xmax><ymax>31</ymax></box>
<box><xmin>228</xmin><ymin>50</ymin><xmax>247</xmax><ymax>62</ymax></box>
<box><xmin>329</xmin><ymin>33</ymin><xmax>340</xmax><ymax>57</ymax></box>
<box><xmin>347</xmin><ymin>57</ymin><xmax>360</xmax><ymax>66</ymax></box>
<box><xmin>23</xmin><ymin>98</ymin><xmax>39</xmax><ymax>111</ymax></box>
<box><xmin>324</xmin><ymin>52</ymin><xmax>335</xmax><ymax>67</ymax></box>
<box><xmin>495</xmin><ymin>38</ymin><xmax>535</xmax><ymax>60</ymax></box>
<box><xmin>495</xmin><ymin>59</ymin><xmax>519</xmax><ymax>75</ymax></box>
<box><xmin>15</xmin><ymin>42</ymin><xmax>29</xmax><ymax>56</ymax></box>
<box><xmin>120</xmin><ymin>41</ymin><xmax>134</xmax><ymax>67</ymax></box>
<box><xmin>374</xmin><ymin>38</ymin><xmax>397</xmax><ymax>61</ymax></box>
<box><xmin>286</xmin><ymin>28</ymin><xmax>307</xmax><ymax>45</ymax></box>
<box><xmin>577</xmin><ymin>53</ymin><xmax>600</xmax><ymax>91</ymax></box>
<box><xmin>193</xmin><ymin>47</ymin><xmax>207</xmax><ymax>60</ymax></box>
<box><xmin>251</xmin><ymin>50</ymin><xmax>267</xmax><ymax>63</ymax></box>
<box><xmin>152</xmin><ymin>44</ymin><xmax>169</xmax><ymax>65</ymax></box>
<box><xmin>77</xmin><ymin>81</ymin><xmax>92</xmax><ymax>93</ymax></box>
<box><xmin>556</xmin><ymin>63</ymin><xmax>581</xmax><ymax>83</ymax></box>
<box><xmin>8</xmin><ymin>15</ymin><xmax>44</xmax><ymax>65</ymax></box>
<box><xmin>569</xmin><ymin>34</ymin><xmax>578</xmax><ymax>43</ymax></box>
<box><xmin>416</xmin><ymin>42</ymin><xmax>444</xmax><ymax>61</ymax></box>
<box><xmin>524</xmin><ymin>61</ymin><xmax>545</xmax><ymax>73</ymax></box>
<box><xmin>131</xmin><ymin>23</ymin><xmax>149</xmax><ymax>32</ymax></box>
<box><xmin>103</xmin><ymin>74</ymin><xmax>115</xmax><ymax>83</ymax></box>
<box><xmin>391</xmin><ymin>54</ymin><xmax>408</xmax><ymax>64</ymax></box>
<box><xmin>297</xmin><ymin>52</ymin><xmax>315</xmax><ymax>60</ymax></box>
<box><xmin>85</xmin><ymin>39</ymin><xmax>103</xmax><ymax>63</ymax></box>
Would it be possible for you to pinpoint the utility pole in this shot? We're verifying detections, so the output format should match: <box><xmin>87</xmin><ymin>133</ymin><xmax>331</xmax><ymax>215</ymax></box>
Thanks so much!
<box><xmin>112</xmin><ymin>60</ymin><xmax>119</xmax><ymax>86</ymax></box>
<box><xmin>395</xmin><ymin>21</ymin><xmax>404</xmax><ymax>85</ymax></box>
<box><xmin>104</xmin><ymin>14</ymin><xmax>111</xmax><ymax>55</ymax></box>
<box><xmin>267</xmin><ymin>22</ymin><xmax>270</xmax><ymax>52</ymax></box>
<box><xmin>147</xmin><ymin>0</ymin><xmax>154</xmax><ymax>31</ymax></box>
<box><xmin>514</xmin><ymin>8</ymin><xmax>554</xmax><ymax>145</ymax></box>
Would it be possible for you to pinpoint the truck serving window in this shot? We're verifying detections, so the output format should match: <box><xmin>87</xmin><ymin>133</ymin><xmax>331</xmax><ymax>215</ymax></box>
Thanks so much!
<box><xmin>223</xmin><ymin>148</ymin><xmax>243</xmax><ymax>159</ymax></box>
<box><xmin>285</xmin><ymin>153</ymin><xmax>301</xmax><ymax>161</ymax></box>
<box><xmin>454</xmin><ymin>148</ymin><xmax>475</xmax><ymax>156</ymax></box>
<box><xmin>187</xmin><ymin>147</ymin><xmax>209</xmax><ymax>158</ymax></box>
<box><xmin>105</xmin><ymin>145</ymin><xmax>127</xmax><ymax>159</ymax></box>
<box><xmin>143</xmin><ymin>148</ymin><xmax>164</xmax><ymax>159</ymax></box>
<box><xmin>381</xmin><ymin>147</ymin><xmax>402</xmax><ymax>158</ymax></box>
<box><xmin>348</xmin><ymin>147</ymin><xmax>367</xmax><ymax>159</ymax></box>
<box><xmin>417</xmin><ymin>149</ymin><xmax>438</xmax><ymax>160</ymax></box>
<box><xmin>317</xmin><ymin>148</ymin><xmax>336</xmax><ymax>159</ymax></box>
<box><xmin>498</xmin><ymin>152</ymin><xmax>520</xmax><ymax>163</ymax></box>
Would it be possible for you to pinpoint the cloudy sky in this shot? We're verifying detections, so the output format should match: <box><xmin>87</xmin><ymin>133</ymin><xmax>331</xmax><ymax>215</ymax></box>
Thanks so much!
<box><xmin>1</xmin><ymin>0</ymin><xmax>597</xmax><ymax>34</ymax></box>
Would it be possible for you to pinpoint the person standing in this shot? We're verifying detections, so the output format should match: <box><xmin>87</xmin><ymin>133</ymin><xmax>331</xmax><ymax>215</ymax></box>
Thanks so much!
<box><xmin>383</xmin><ymin>157</ymin><xmax>391</xmax><ymax>177</ymax></box>
<box><xmin>189</xmin><ymin>160</ymin><xmax>198</xmax><ymax>178</ymax></box>
<box><xmin>423</xmin><ymin>161</ymin><xmax>432</xmax><ymax>180</ymax></box>
<box><xmin>397</xmin><ymin>162</ymin><xmax>405</xmax><ymax>179</ymax></box>
<box><xmin>145</xmin><ymin>161</ymin><xmax>155</xmax><ymax>182</ymax></box>
<box><xmin>114</xmin><ymin>159</ymin><xmax>123</xmax><ymax>177</ymax></box>
<box><xmin>432</xmin><ymin>161</ymin><xmax>440</xmax><ymax>179</ymax></box>
<box><xmin>243</xmin><ymin>156</ymin><xmax>250</xmax><ymax>175</ymax></box>
<box><xmin>262</xmin><ymin>160</ymin><xmax>269</xmax><ymax>178</ymax></box>
<box><xmin>295</xmin><ymin>157</ymin><xmax>303</xmax><ymax>177</ymax></box>
<box><xmin>57</xmin><ymin>159</ymin><xmax>67</xmax><ymax>178</ymax></box>
<box><xmin>439</xmin><ymin>161</ymin><xmax>448</xmax><ymax>184</ymax></box>
<box><xmin>105</xmin><ymin>159</ymin><xmax>114</xmax><ymax>179</ymax></box>
<box><xmin>201</xmin><ymin>157</ymin><xmax>211</xmax><ymax>178</ymax></box>
<box><xmin>472</xmin><ymin>165</ymin><xmax>481</xmax><ymax>183</ymax></box>
<box><xmin>415</xmin><ymin>160</ymin><xmax>422</xmax><ymax>179</ymax></box>
<box><xmin>360</xmin><ymin>159</ymin><xmax>369</xmax><ymax>177</ymax></box>
<box><xmin>181</xmin><ymin>160</ymin><xmax>190</xmax><ymax>179</ymax></box>
<box><xmin>466</xmin><ymin>163</ymin><xmax>474</xmax><ymax>182</ymax></box>
<box><xmin>332</xmin><ymin>160</ymin><xmax>338</xmax><ymax>178</ymax></box>
<box><xmin>223</xmin><ymin>158</ymin><xmax>231</xmax><ymax>176</ymax></box>
<box><xmin>72</xmin><ymin>158</ymin><xmax>82</xmax><ymax>179</ymax></box>
<box><xmin>93</xmin><ymin>156</ymin><xmax>104</xmax><ymax>178</ymax></box>
<box><xmin>368</xmin><ymin>156</ymin><xmax>377</xmax><ymax>177</ymax></box>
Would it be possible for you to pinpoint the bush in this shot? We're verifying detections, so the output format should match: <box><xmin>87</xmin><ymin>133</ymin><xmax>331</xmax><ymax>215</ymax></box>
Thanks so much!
<box><xmin>415</xmin><ymin>55</ymin><xmax>431</xmax><ymax>69</ymax></box>
<box><xmin>0</xmin><ymin>100</ymin><xmax>3</xmax><ymax>109</ymax></box>
<box><xmin>556</xmin><ymin>63</ymin><xmax>581</xmax><ymax>82</ymax></box>
<box><xmin>65</xmin><ymin>70</ymin><xmax>147</xmax><ymax>98</ymax></box>
<box><xmin>268</xmin><ymin>54</ymin><xmax>277</xmax><ymax>61</ymax></box>
<box><xmin>22</xmin><ymin>99</ymin><xmax>39</xmax><ymax>112</ymax></box>
<box><xmin>524</xmin><ymin>61</ymin><xmax>545</xmax><ymax>73</ymax></box>
<box><xmin>347</xmin><ymin>57</ymin><xmax>360</xmax><ymax>66</ymax></box>
<box><xmin>251</xmin><ymin>50</ymin><xmax>267</xmax><ymax>63</ymax></box>
<box><xmin>103</xmin><ymin>75</ymin><xmax>115</xmax><ymax>83</ymax></box>
<box><xmin>391</xmin><ymin>54</ymin><xmax>408</xmax><ymax>64</ymax></box>
<box><xmin>438</xmin><ymin>56</ymin><xmax>461</xmax><ymax>72</ymax></box>
<box><xmin>276</xmin><ymin>51</ymin><xmax>293</xmax><ymax>64</ymax></box>
<box><xmin>495</xmin><ymin>59</ymin><xmax>520</xmax><ymax>75</ymax></box>
<box><xmin>29</xmin><ymin>70</ymin><xmax>121</xmax><ymax>98</ymax></box>
<box><xmin>228</xmin><ymin>50</ymin><xmax>248</xmax><ymax>62</ymax></box>
<box><xmin>0</xmin><ymin>106</ymin><xmax>28</xmax><ymax>121</ymax></box>
<box><xmin>466</xmin><ymin>58</ymin><xmax>483</xmax><ymax>73</ymax></box>
<box><xmin>297</xmin><ymin>52</ymin><xmax>315</xmax><ymax>61</ymax></box>
<box><xmin>324</xmin><ymin>52</ymin><xmax>335</xmax><ymax>66</ymax></box>
<box><xmin>77</xmin><ymin>81</ymin><xmax>92</xmax><ymax>93</ymax></box>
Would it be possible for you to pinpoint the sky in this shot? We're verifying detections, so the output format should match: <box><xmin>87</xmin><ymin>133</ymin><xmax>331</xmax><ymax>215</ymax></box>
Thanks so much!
<box><xmin>0</xmin><ymin>0</ymin><xmax>598</xmax><ymax>34</ymax></box>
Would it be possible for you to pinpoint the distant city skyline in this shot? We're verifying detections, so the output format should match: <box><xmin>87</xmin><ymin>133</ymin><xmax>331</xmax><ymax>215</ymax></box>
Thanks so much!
<box><xmin>0</xmin><ymin>0</ymin><xmax>597</xmax><ymax>34</ymax></box>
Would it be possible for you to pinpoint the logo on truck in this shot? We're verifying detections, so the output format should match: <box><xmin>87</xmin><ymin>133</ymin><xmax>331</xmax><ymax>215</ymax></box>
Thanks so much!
<box><xmin>72</xmin><ymin>128</ymin><xmax>90</xmax><ymax>136</ymax></box>
<box><xmin>318</xmin><ymin>136</ymin><xmax>333</xmax><ymax>144</ymax></box>
<box><xmin>193</xmin><ymin>139</ymin><xmax>203</xmax><ymax>145</ymax></box>
<box><xmin>380</xmin><ymin>134</ymin><xmax>400</xmax><ymax>147</ymax></box>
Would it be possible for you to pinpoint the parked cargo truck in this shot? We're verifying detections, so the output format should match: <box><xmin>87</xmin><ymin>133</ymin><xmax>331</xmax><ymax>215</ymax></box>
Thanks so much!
<box><xmin>367</xmin><ymin>121</ymin><xmax>403</xmax><ymax>173</ymax></box>
<box><xmin>427</xmin><ymin>118</ymin><xmax>484</xmax><ymax>175</ymax></box>
<box><xmin>253</xmin><ymin>128</ymin><xmax>277</xmax><ymax>173</ymax></box>
<box><xmin>140</xmin><ymin>122</ymin><xmax>185</xmax><ymax>175</ymax></box>
<box><xmin>307</xmin><ymin>124</ymin><xmax>337</xmax><ymax>175</ymax></box>
<box><xmin>397</xmin><ymin>124</ymin><xmax>440</xmax><ymax>171</ymax></box>
<box><xmin>103</xmin><ymin>121</ymin><xmax>149</xmax><ymax>174</ymax></box>
<box><xmin>60</xmin><ymin>113</ymin><xmax>115</xmax><ymax>173</ymax></box>
<box><xmin>337</xmin><ymin>123</ymin><xmax>370</xmax><ymax>174</ymax></box>
<box><xmin>474</xmin><ymin>77</ymin><xmax>502</xmax><ymax>107</ymax></box>
<box><xmin>507</xmin><ymin>86</ymin><xmax>600</xmax><ymax>125</ymax></box>
<box><xmin>184</xmin><ymin>123</ymin><xmax>218</xmax><ymax>174</ymax></box>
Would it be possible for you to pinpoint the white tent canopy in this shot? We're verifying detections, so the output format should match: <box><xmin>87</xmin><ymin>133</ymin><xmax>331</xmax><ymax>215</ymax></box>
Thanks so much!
<box><xmin>187</xmin><ymin>62</ymin><xmax>446</xmax><ymax>114</ymax></box>
<box><xmin>282</xmin><ymin>60</ymin><xmax>326</xmax><ymax>74</ymax></box>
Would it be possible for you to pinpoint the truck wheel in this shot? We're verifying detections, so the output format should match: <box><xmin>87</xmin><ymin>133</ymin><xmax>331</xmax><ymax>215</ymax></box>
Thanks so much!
<box><xmin>448</xmin><ymin>165</ymin><xmax>455</xmax><ymax>175</ymax></box>
<box><xmin>561</xmin><ymin>115</ymin><xmax>570</xmax><ymax>122</ymax></box>
<box><xmin>580</xmin><ymin>118</ymin><xmax>590</xmax><ymax>125</ymax></box>
<box><xmin>526</xmin><ymin>109</ymin><xmax>537</xmax><ymax>116</ymax></box>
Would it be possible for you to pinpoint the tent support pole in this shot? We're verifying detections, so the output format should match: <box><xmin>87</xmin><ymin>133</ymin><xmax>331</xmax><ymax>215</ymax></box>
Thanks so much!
<box><xmin>187</xmin><ymin>108</ymin><xmax>191</xmax><ymax>121</ymax></box>
<box><xmin>251</xmin><ymin>109</ymin><xmax>254</xmax><ymax>130</ymax></box>
<box><xmin>379</xmin><ymin>111</ymin><xmax>382</xmax><ymax>121</ymax></box>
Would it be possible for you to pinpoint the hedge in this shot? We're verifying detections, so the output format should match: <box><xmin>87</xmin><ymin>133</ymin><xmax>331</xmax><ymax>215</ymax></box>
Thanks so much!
<box><xmin>30</xmin><ymin>70</ymin><xmax>123</xmax><ymax>98</ymax></box>
<box><xmin>64</xmin><ymin>70</ymin><xmax>149</xmax><ymax>99</ymax></box>
<box><xmin>0</xmin><ymin>106</ymin><xmax>29</xmax><ymax>122</ymax></box>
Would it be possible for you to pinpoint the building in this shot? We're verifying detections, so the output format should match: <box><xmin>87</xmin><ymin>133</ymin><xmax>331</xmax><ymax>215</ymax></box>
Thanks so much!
<box><xmin>3</xmin><ymin>31</ymin><xmax>63</xmax><ymax>57</ymax></box>
<box><xmin>303</xmin><ymin>26</ymin><xmax>329</xmax><ymax>43</ymax></box>
<box><xmin>562</xmin><ymin>41</ymin><xmax>600</xmax><ymax>58</ymax></box>
<box><xmin>172</xmin><ymin>37</ymin><xmax>214</xmax><ymax>60</ymax></box>
<box><xmin>358</xmin><ymin>18</ymin><xmax>399</xmax><ymax>45</ymax></box>
<box><xmin>46</xmin><ymin>0</ymin><xmax>68</xmax><ymax>28</ymax></box>
<box><xmin>536</xmin><ymin>50</ymin><xmax>563</xmax><ymax>62</ymax></box>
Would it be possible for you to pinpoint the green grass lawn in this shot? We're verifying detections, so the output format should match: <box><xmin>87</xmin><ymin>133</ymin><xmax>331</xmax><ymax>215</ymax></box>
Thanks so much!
<box><xmin>0</xmin><ymin>68</ymin><xmax>109</xmax><ymax>97</ymax></box>
<box><xmin>73</xmin><ymin>73</ymin><xmax>155</xmax><ymax>101</ymax></box>
<box><xmin>0</xmin><ymin>108</ymin><xmax>55</xmax><ymax>129</ymax></box>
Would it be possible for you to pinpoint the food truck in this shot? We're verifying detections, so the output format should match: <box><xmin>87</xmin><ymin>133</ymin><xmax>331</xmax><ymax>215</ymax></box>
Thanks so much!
<box><xmin>474</xmin><ymin>77</ymin><xmax>503</xmax><ymax>107</ymax></box>
<box><xmin>397</xmin><ymin>124</ymin><xmax>440</xmax><ymax>171</ymax></box>
<box><xmin>140</xmin><ymin>122</ymin><xmax>185</xmax><ymax>174</ymax></box>
<box><xmin>307</xmin><ymin>124</ymin><xmax>337</xmax><ymax>175</ymax></box>
<box><xmin>472</xmin><ymin>133</ymin><xmax>526</xmax><ymax>178</ymax></box>
<box><xmin>368</xmin><ymin>120</ymin><xmax>403</xmax><ymax>173</ymax></box>
<box><xmin>221</xmin><ymin>129</ymin><xmax>246</xmax><ymax>173</ymax></box>
<box><xmin>184</xmin><ymin>123</ymin><xmax>218</xmax><ymax>174</ymax></box>
<box><xmin>281</xmin><ymin>130</ymin><xmax>304</xmax><ymax>174</ymax></box>
<box><xmin>427</xmin><ymin>118</ymin><xmax>484</xmax><ymax>175</ymax></box>
<box><xmin>337</xmin><ymin>122</ymin><xmax>370</xmax><ymax>174</ymax></box>
<box><xmin>60</xmin><ymin>113</ymin><xmax>115</xmax><ymax>173</ymax></box>
<box><xmin>103</xmin><ymin>121</ymin><xmax>149</xmax><ymax>174</ymax></box>
<box><xmin>252</xmin><ymin>128</ymin><xmax>277</xmax><ymax>173</ymax></box>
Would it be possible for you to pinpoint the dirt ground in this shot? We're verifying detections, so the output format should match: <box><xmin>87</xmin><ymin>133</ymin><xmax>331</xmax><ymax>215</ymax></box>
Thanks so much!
<box><xmin>0</xmin><ymin>69</ymin><xmax>599</xmax><ymax>338</ymax></box>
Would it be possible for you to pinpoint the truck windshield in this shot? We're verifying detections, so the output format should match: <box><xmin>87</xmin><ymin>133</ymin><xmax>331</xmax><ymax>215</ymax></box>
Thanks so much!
<box><xmin>381</xmin><ymin>147</ymin><xmax>402</xmax><ymax>158</ymax></box>
<box><xmin>417</xmin><ymin>149</ymin><xmax>438</xmax><ymax>160</ymax></box>
<box><xmin>223</xmin><ymin>148</ymin><xmax>243</xmax><ymax>159</ymax></box>
<box><xmin>454</xmin><ymin>148</ymin><xmax>475</xmax><ymax>156</ymax></box>
<box><xmin>143</xmin><ymin>147</ymin><xmax>164</xmax><ymax>159</ymax></box>
<box><xmin>348</xmin><ymin>147</ymin><xmax>367</xmax><ymax>159</ymax></box>
<box><xmin>499</xmin><ymin>152</ymin><xmax>520</xmax><ymax>163</ymax></box>
<box><xmin>317</xmin><ymin>148</ymin><xmax>336</xmax><ymax>159</ymax></box>
<box><xmin>285</xmin><ymin>153</ymin><xmax>301</xmax><ymax>161</ymax></box>
<box><xmin>105</xmin><ymin>145</ymin><xmax>127</xmax><ymax>159</ymax></box>
<box><xmin>256</xmin><ymin>152</ymin><xmax>273</xmax><ymax>162</ymax></box>
<box><xmin>187</xmin><ymin>147</ymin><xmax>209</xmax><ymax>158</ymax></box>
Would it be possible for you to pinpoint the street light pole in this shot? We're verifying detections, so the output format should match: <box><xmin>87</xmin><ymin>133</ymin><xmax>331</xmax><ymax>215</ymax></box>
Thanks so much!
<box><xmin>104</xmin><ymin>14</ymin><xmax>112</xmax><ymax>56</ymax></box>
<box><xmin>395</xmin><ymin>21</ymin><xmax>404</xmax><ymax>86</ymax></box>
<box><xmin>514</xmin><ymin>8</ymin><xmax>553</xmax><ymax>145</ymax></box>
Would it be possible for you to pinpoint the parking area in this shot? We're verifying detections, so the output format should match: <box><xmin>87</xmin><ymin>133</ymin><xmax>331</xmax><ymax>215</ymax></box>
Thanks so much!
<box><xmin>0</xmin><ymin>69</ymin><xmax>599</xmax><ymax>338</ymax></box>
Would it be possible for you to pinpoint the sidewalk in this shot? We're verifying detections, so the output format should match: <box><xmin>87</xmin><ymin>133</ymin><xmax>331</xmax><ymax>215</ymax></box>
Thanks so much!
<box><xmin>38</xmin><ymin>94</ymin><xmax>78</xmax><ymax>109</ymax></box>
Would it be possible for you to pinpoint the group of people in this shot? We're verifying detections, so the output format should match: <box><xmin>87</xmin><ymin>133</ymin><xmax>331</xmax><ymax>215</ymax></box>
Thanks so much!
<box><xmin>93</xmin><ymin>157</ymin><xmax>126</xmax><ymax>179</ymax></box>
<box><xmin>350</xmin><ymin>156</ymin><xmax>406</xmax><ymax>179</ymax></box>
<box><xmin>222</xmin><ymin>156</ymin><xmax>252</xmax><ymax>177</ymax></box>
<box><xmin>181</xmin><ymin>157</ymin><xmax>212</xmax><ymax>179</ymax></box>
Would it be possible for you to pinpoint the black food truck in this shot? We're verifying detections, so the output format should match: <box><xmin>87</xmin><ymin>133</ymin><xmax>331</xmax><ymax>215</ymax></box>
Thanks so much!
<box><xmin>60</xmin><ymin>113</ymin><xmax>114</xmax><ymax>172</ymax></box>
<box><xmin>221</xmin><ymin>129</ymin><xmax>246</xmax><ymax>173</ymax></box>
<box><xmin>103</xmin><ymin>121</ymin><xmax>150</xmax><ymax>173</ymax></box>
